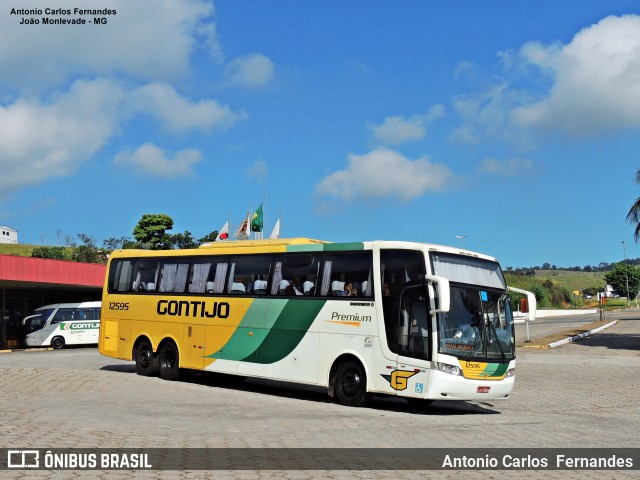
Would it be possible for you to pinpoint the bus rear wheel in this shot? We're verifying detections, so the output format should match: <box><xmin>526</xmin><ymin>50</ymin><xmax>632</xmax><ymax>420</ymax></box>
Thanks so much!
<box><xmin>334</xmin><ymin>359</ymin><xmax>369</xmax><ymax>407</ymax></box>
<box><xmin>51</xmin><ymin>336</ymin><xmax>65</xmax><ymax>350</ymax></box>
<box><xmin>158</xmin><ymin>342</ymin><xmax>180</xmax><ymax>381</ymax></box>
<box><xmin>135</xmin><ymin>339</ymin><xmax>158</xmax><ymax>376</ymax></box>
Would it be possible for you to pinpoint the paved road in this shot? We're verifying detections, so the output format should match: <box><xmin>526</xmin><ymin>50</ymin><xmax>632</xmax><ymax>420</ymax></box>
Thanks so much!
<box><xmin>514</xmin><ymin>307</ymin><xmax>635</xmax><ymax>344</ymax></box>
<box><xmin>0</xmin><ymin>310</ymin><xmax>638</xmax><ymax>479</ymax></box>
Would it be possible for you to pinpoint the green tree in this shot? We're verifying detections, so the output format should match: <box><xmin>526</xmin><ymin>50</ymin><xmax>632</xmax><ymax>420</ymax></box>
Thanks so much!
<box><xmin>31</xmin><ymin>246</ymin><xmax>68</xmax><ymax>260</ymax></box>
<box><xmin>71</xmin><ymin>234</ymin><xmax>103</xmax><ymax>263</ymax></box>
<box><xmin>198</xmin><ymin>231</ymin><xmax>219</xmax><ymax>244</ymax></box>
<box><xmin>77</xmin><ymin>233</ymin><xmax>96</xmax><ymax>248</ymax></box>
<box><xmin>604</xmin><ymin>263</ymin><xmax>640</xmax><ymax>299</ymax></box>
<box><xmin>133</xmin><ymin>214</ymin><xmax>174</xmax><ymax>249</ymax></box>
<box><xmin>171</xmin><ymin>231</ymin><xmax>198</xmax><ymax>249</ymax></box>
<box><xmin>71</xmin><ymin>245</ymin><xmax>101</xmax><ymax>263</ymax></box>
<box><xmin>103</xmin><ymin>236</ymin><xmax>133</xmax><ymax>250</ymax></box>
<box><xmin>627</xmin><ymin>168</ymin><xmax>640</xmax><ymax>241</ymax></box>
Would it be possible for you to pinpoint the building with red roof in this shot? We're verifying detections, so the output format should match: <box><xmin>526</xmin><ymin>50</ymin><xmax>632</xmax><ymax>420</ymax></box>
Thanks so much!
<box><xmin>0</xmin><ymin>254</ymin><xmax>105</xmax><ymax>348</ymax></box>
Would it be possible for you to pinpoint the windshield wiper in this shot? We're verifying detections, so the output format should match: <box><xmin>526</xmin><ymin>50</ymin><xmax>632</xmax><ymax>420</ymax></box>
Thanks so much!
<box><xmin>487</xmin><ymin>314</ymin><xmax>507</xmax><ymax>363</ymax></box>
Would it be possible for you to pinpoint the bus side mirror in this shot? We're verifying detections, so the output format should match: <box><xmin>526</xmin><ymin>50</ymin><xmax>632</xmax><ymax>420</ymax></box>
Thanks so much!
<box><xmin>425</xmin><ymin>274</ymin><xmax>450</xmax><ymax>313</ymax></box>
<box><xmin>509</xmin><ymin>286</ymin><xmax>536</xmax><ymax>322</ymax></box>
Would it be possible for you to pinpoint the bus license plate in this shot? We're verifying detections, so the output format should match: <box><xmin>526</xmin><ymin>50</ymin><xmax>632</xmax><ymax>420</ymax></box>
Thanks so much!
<box><xmin>477</xmin><ymin>386</ymin><xmax>491</xmax><ymax>393</ymax></box>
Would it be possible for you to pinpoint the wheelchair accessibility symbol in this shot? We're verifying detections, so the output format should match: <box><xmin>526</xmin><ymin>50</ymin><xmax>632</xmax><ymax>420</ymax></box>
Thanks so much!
<box><xmin>415</xmin><ymin>383</ymin><xmax>424</xmax><ymax>394</ymax></box>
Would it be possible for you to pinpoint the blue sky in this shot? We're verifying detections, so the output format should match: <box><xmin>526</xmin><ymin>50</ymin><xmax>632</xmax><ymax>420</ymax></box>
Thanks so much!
<box><xmin>1</xmin><ymin>0</ymin><xmax>640</xmax><ymax>268</ymax></box>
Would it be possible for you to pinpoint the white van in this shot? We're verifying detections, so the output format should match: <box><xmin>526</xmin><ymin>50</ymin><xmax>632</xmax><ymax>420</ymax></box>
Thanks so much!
<box><xmin>22</xmin><ymin>301</ymin><xmax>101</xmax><ymax>349</ymax></box>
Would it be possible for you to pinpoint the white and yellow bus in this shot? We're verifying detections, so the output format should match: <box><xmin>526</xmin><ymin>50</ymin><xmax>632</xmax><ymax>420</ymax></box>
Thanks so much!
<box><xmin>99</xmin><ymin>238</ymin><xmax>535</xmax><ymax>407</ymax></box>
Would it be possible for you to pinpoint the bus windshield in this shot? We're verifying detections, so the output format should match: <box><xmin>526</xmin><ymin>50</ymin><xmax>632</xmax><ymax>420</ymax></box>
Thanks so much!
<box><xmin>23</xmin><ymin>309</ymin><xmax>55</xmax><ymax>334</ymax></box>
<box><xmin>437</xmin><ymin>286</ymin><xmax>515</xmax><ymax>361</ymax></box>
<box><xmin>430</xmin><ymin>252</ymin><xmax>514</xmax><ymax>362</ymax></box>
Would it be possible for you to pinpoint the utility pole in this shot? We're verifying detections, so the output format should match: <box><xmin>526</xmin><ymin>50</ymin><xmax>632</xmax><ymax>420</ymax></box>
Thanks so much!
<box><xmin>623</xmin><ymin>241</ymin><xmax>631</xmax><ymax>307</ymax></box>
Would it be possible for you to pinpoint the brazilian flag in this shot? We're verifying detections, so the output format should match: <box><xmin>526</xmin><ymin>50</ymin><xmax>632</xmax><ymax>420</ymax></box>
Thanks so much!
<box><xmin>251</xmin><ymin>203</ymin><xmax>263</xmax><ymax>232</ymax></box>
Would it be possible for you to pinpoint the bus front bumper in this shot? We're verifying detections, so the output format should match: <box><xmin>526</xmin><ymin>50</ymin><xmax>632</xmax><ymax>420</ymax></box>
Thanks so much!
<box><xmin>426</xmin><ymin>370</ymin><xmax>515</xmax><ymax>401</ymax></box>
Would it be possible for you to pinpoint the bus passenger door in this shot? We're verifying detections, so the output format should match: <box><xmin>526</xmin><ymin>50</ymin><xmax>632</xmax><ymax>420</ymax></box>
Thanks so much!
<box><xmin>392</xmin><ymin>286</ymin><xmax>432</xmax><ymax>400</ymax></box>
<box><xmin>183</xmin><ymin>324</ymin><xmax>206</xmax><ymax>370</ymax></box>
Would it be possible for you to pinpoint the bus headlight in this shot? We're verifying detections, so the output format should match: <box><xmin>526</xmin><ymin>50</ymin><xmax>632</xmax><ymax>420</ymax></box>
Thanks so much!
<box><xmin>436</xmin><ymin>362</ymin><xmax>462</xmax><ymax>376</ymax></box>
<box><xmin>504</xmin><ymin>368</ymin><xmax>515</xmax><ymax>378</ymax></box>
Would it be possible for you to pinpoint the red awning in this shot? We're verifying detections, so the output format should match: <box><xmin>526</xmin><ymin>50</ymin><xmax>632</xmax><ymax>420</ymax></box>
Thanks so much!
<box><xmin>0</xmin><ymin>255</ymin><xmax>105</xmax><ymax>287</ymax></box>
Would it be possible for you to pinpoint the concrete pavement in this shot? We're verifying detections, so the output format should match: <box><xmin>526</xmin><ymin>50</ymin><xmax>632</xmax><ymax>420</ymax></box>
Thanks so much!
<box><xmin>0</xmin><ymin>309</ymin><xmax>638</xmax><ymax>479</ymax></box>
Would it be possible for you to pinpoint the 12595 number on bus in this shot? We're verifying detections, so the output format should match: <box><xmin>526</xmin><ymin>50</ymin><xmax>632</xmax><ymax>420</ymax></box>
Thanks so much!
<box><xmin>109</xmin><ymin>302</ymin><xmax>130</xmax><ymax>311</ymax></box>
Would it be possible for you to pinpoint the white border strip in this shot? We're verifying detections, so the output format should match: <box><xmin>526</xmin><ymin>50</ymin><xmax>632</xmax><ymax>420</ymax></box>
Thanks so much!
<box><xmin>548</xmin><ymin>320</ymin><xmax>618</xmax><ymax>348</ymax></box>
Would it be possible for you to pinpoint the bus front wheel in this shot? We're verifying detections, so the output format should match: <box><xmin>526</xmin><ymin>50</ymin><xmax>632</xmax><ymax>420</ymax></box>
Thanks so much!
<box><xmin>51</xmin><ymin>336</ymin><xmax>65</xmax><ymax>350</ymax></box>
<box><xmin>135</xmin><ymin>340</ymin><xmax>158</xmax><ymax>376</ymax></box>
<box><xmin>334</xmin><ymin>359</ymin><xmax>369</xmax><ymax>407</ymax></box>
<box><xmin>158</xmin><ymin>342</ymin><xmax>180</xmax><ymax>381</ymax></box>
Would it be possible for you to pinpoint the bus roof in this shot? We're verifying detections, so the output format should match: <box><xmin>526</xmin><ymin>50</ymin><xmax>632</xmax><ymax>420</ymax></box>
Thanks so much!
<box><xmin>108</xmin><ymin>238</ymin><xmax>499</xmax><ymax>263</ymax></box>
<box><xmin>33</xmin><ymin>301</ymin><xmax>101</xmax><ymax>311</ymax></box>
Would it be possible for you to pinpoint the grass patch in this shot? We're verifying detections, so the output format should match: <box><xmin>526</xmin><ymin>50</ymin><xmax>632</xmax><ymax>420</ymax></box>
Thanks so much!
<box><xmin>532</xmin><ymin>270</ymin><xmax>606</xmax><ymax>292</ymax></box>
<box><xmin>0</xmin><ymin>243</ymin><xmax>36</xmax><ymax>257</ymax></box>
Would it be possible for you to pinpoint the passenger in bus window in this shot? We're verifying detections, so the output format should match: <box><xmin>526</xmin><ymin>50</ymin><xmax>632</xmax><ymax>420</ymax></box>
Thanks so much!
<box><xmin>344</xmin><ymin>282</ymin><xmax>358</xmax><ymax>297</ymax></box>
<box><xmin>290</xmin><ymin>277</ymin><xmax>304</xmax><ymax>295</ymax></box>
<box><xmin>382</xmin><ymin>283</ymin><xmax>391</xmax><ymax>297</ymax></box>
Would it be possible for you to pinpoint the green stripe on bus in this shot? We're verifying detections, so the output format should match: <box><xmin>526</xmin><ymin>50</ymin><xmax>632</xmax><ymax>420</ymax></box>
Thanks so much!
<box><xmin>322</xmin><ymin>242</ymin><xmax>364</xmax><ymax>251</ymax></box>
<box><xmin>287</xmin><ymin>244</ymin><xmax>325</xmax><ymax>252</ymax></box>
<box><xmin>484</xmin><ymin>363</ymin><xmax>509</xmax><ymax>377</ymax></box>
<box><xmin>286</xmin><ymin>242</ymin><xmax>364</xmax><ymax>252</ymax></box>
<box><xmin>241</xmin><ymin>299</ymin><xmax>326</xmax><ymax>364</ymax></box>
<box><xmin>206</xmin><ymin>299</ymin><xmax>289</xmax><ymax>361</ymax></box>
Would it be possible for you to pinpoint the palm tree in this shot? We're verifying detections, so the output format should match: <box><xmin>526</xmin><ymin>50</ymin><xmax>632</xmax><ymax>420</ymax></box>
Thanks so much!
<box><xmin>627</xmin><ymin>168</ymin><xmax>640</xmax><ymax>241</ymax></box>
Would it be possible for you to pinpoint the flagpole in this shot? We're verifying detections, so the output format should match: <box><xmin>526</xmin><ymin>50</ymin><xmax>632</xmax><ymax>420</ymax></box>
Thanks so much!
<box><xmin>263</xmin><ymin>192</ymin><xmax>267</xmax><ymax>240</ymax></box>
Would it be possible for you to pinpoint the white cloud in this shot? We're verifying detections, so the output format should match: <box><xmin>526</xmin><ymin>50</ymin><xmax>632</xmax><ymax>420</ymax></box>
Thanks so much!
<box><xmin>0</xmin><ymin>79</ymin><xmax>125</xmax><ymax>198</ymax></box>
<box><xmin>478</xmin><ymin>157</ymin><xmax>534</xmax><ymax>176</ymax></box>
<box><xmin>369</xmin><ymin>105</ymin><xmax>445</xmax><ymax>145</ymax></box>
<box><xmin>315</xmin><ymin>148</ymin><xmax>453</xmax><ymax>203</ymax></box>
<box><xmin>511</xmin><ymin>14</ymin><xmax>640</xmax><ymax>136</ymax></box>
<box><xmin>0</xmin><ymin>0</ymin><xmax>217</xmax><ymax>90</ymax></box>
<box><xmin>114</xmin><ymin>143</ymin><xmax>202</xmax><ymax>178</ymax></box>
<box><xmin>225</xmin><ymin>53</ymin><xmax>275</xmax><ymax>88</ymax></box>
<box><xmin>131</xmin><ymin>82</ymin><xmax>247</xmax><ymax>132</ymax></box>
<box><xmin>0</xmin><ymin>77</ymin><xmax>246</xmax><ymax>201</ymax></box>
<box><xmin>246</xmin><ymin>160</ymin><xmax>268</xmax><ymax>181</ymax></box>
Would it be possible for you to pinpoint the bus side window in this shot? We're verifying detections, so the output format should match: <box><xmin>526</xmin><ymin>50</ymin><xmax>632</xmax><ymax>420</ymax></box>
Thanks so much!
<box><xmin>51</xmin><ymin>308</ymin><xmax>74</xmax><ymax>325</ymax></box>
<box><xmin>188</xmin><ymin>260</ymin><xmax>214</xmax><ymax>294</ymax></box>
<box><xmin>380</xmin><ymin>249</ymin><xmax>426</xmax><ymax>300</ymax></box>
<box><xmin>159</xmin><ymin>261</ymin><xmax>190</xmax><ymax>293</ymax></box>
<box><xmin>131</xmin><ymin>259</ymin><xmax>159</xmax><ymax>293</ymax></box>
<box><xmin>227</xmin><ymin>255</ymin><xmax>272</xmax><ymax>296</ymax></box>
<box><xmin>269</xmin><ymin>255</ymin><xmax>319</xmax><ymax>297</ymax></box>
<box><xmin>79</xmin><ymin>308</ymin><xmax>96</xmax><ymax>320</ymax></box>
<box><xmin>320</xmin><ymin>252</ymin><xmax>373</xmax><ymax>298</ymax></box>
<box><xmin>110</xmin><ymin>259</ymin><xmax>133</xmax><ymax>292</ymax></box>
